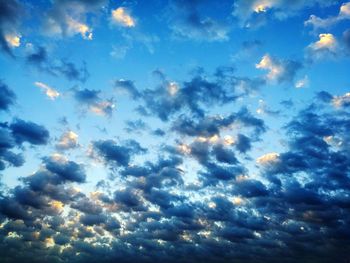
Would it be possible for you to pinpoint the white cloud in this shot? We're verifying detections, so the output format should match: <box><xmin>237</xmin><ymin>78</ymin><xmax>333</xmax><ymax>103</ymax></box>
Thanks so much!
<box><xmin>305</xmin><ymin>2</ymin><xmax>350</xmax><ymax>29</ymax></box>
<box><xmin>34</xmin><ymin>82</ymin><xmax>60</xmax><ymax>100</ymax></box>
<box><xmin>307</xmin><ymin>33</ymin><xmax>339</xmax><ymax>60</ymax></box>
<box><xmin>295</xmin><ymin>75</ymin><xmax>309</xmax><ymax>89</ymax></box>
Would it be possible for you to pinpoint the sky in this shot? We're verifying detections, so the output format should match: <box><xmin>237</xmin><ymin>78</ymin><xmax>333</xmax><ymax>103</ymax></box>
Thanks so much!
<box><xmin>0</xmin><ymin>0</ymin><xmax>350</xmax><ymax>262</ymax></box>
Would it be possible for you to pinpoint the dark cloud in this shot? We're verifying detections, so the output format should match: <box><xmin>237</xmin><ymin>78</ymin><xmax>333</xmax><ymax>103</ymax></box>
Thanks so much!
<box><xmin>235</xmin><ymin>134</ymin><xmax>251</xmax><ymax>153</ymax></box>
<box><xmin>114</xmin><ymin>79</ymin><xmax>141</xmax><ymax>99</ymax></box>
<box><xmin>10</xmin><ymin>119</ymin><xmax>50</xmax><ymax>145</ymax></box>
<box><xmin>114</xmin><ymin>188</ymin><xmax>146</xmax><ymax>212</ymax></box>
<box><xmin>123</xmin><ymin>68</ymin><xmax>243</xmax><ymax>122</ymax></box>
<box><xmin>44</xmin><ymin>155</ymin><xmax>86</xmax><ymax>183</ymax></box>
<box><xmin>168</xmin><ymin>0</ymin><xmax>230</xmax><ymax>41</ymax></box>
<box><xmin>26</xmin><ymin>46</ymin><xmax>90</xmax><ymax>82</ymax></box>
<box><xmin>0</xmin><ymin>117</ymin><xmax>50</xmax><ymax>170</ymax></box>
<box><xmin>344</xmin><ymin>28</ymin><xmax>350</xmax><ymax>51</ymax></box>
<box><xmin>73</xmin><ymin>88</ymin><xmax>115</xmax><ymax>117</ymax></box>
<box><xmin>172</xmin><ymin>108</ymin><xmax>265</xmax><ymax>138</ymax></box>
<box><xmin>0</xmin><ymin>0</ymin><xmax>22</xmax><ymax>57</ymax></box>
<box><xmin>92</xmin><ymin>139</ymin><xmax>146</xmax><ymax>169</ymax></box>
<box><xmin>0</xmin><ymin>80</ymin><xmax>16</xmax><ymax>111</ymax></box>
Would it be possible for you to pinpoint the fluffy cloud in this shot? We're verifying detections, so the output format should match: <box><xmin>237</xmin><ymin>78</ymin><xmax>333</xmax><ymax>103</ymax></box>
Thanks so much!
<box><xmin>26</xmin><ymin>46</ymin><xmax>90</xmax><ymax>83</ymax></box>
<box><xmin>73</xmin><ymin>88</ymin><xmax>115</xmax><ymax>117</ymax></box>
<box><xmin>307</xmin><ymin>33</ymin><xmax>339</xmax><ymax>60</ymax></box>
<box><xmin>43</xmin><ymin>0</ymin><xmax>106</xmax><ymax>40</ymax></box>
<box><xmin>167</xmin><ymin>0</ymin><xmax>230</xmax><ymax>41</ymax></box>
<box><xmin>56</xmin><ymin>130</ymin><xmax>79</xmax><ymax>150</ymax></box>
<box><xmin>256</xmin><ymin>54</ymin><xmax>302</xmax><ymax>83</ymax></box>
<box><xmin>111</xmin><ymin>7</ymin><xmax>136</xmax><ymax>27</ymax></box>
<box><xmin>232</xmin><ymin>0</ymin><xmax>335</xmax><ymax>27</ymax></box>
<box><xmin>0</xmin><ymin>0</ymin><xmax>22</xmax><ymax>56</ymax></box>
<box><xmin>0</xmin><ymin>80</ymin><xmax>16</xmax><ymax>111</ymax></box>
<box><xmin>10</xmin><ymin>119</ymin><xmax>50</xmax><ymax>145</ymax></box>
<box><xmin>332</xmin><ymin>92</ymin><xmax>350</xmax><ymax>108</ymax></box>
<box><xmin>305</xmin><ymin>2</ymin><xmax>350</xmax><ymax>29</ymax></box>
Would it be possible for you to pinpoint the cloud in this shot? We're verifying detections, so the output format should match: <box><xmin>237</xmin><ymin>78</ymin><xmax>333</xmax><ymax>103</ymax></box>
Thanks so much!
<box><xmin>0</xmin><ymin>0</ymin><xmax>22</xmax><ymax>56</ymax></box>
<box><xmin>0</xmin><ymin>80</ymin><xmax>16</xmax><ymax>111</ymax></box>
<box><xmin>73</xmin><ymin>88</ymin><xmax>115</xmax><ymax>117</ymax></box>
<box><xmin>10</xmin><ymin>119</ymin><xmax>50</xmax><ymax>145</ymax></box>
<box><xmin>307</xmin><ymin>33</ymin><xmax>339</xmax><ymax>60</ymax></box>
<box><xmin>34</xmin><ymin>81</ymin><xmax>60</xmax><ymax>100</ymax></box>
<box><xmin>4</xmin><ymin>33</ymin><xmax>21</xmax><ymax>48</ymax></box>
<box><xmin>125</xmin><ymin>67</ymin><xmax>242</xmax><ymax>121</ymax></box>
<box><xmin>0</xmin><ymin>126</ymin><xmax>24</xmax><ymax>170</ymax></box>
<box><xmin>43</xmin><ymin>0</ymin><xmax>106</xmax><ymax>40</ymax></box>
<box><xmin>343</xmin><ymin>28</ymin><xmax>350</xmax><ymax>52</ymax></box>
<box><xmin>91</xmin><ymin>139</ymin><xmax>146</xmax><ymax>169</ymax></box>
<box><xmin>168</xmin><ymin>0</ymin><xmax>230</xmax><ymax>41</ymax></box>
<box><xmin>56</xmin><ymin>130</ymin><xmax>79</xmax><ymax>150</ymax></box>
<box><xmin>172</xmin><ymin>108</ymin><xmax>265</xmax><ymax>138</ymax></box>
<box><xmin>256</xmin><ymin>152</ymin><xmax>280</xmax><ymax>165</ymax></box>
<box><xmin>111</xmin><ymin>7</ymin><xmax>136</xmax><ymax>27</ymax></box>
<box><xmin>44</xmin><ymin>154</ymin><xmax>86</xmax><ymax>183</ymax></box>
<box><xmin>114</xmin><ymin>79</ymin><xmax>140</xmax><ymax>99</ymax></box>
<box><xmin>256</xmin><ymin>54</ymin><xmax>302</xmax><ymax>83</ymax></box>
<box><xmin>295</xmin><ymin>75</ymin><xmax>309</xmax><ymax>89</ymax></box>
<box><xmin>26</xmin><ymin>46</ymin><xmax>90</xmax><ymax>82</ymax></box>
<box><xmin>305</xmin><ymin>2</ymin><xmax>350</xmax><ymax>29</ymax></box>
<box><xmin>232</xmin><ymin>0</ymin><xmax>335</xmax><ymax>28</ymax></box>
<box><xmin>332</xmin><ymin>92</ymin><xmax>350</xmax><ymax>108</ymax></box>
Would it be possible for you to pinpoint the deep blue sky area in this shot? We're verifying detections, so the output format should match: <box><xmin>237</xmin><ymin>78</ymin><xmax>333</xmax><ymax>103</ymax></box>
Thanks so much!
<box><xmin>0</xmin><ymin>1</ymin><xmax>350</xmax><ymax>262</ymax></box>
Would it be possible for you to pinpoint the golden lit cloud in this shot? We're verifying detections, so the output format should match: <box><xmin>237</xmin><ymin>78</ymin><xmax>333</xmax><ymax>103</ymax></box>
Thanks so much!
<box><xmin>257</xmin><ymin>152</ymin><xmax>280</xmax><ymax>165</ymax></box>
<box><xmin>66</xmin><ymin>17</ymin><xmax>93</xmax><ymax>40</ymax></box>
<box><xmin>332</xmin><ymin>92</ymin><xmax>350</xmax><ymax>108</ymax></box>
<box><xmin>5</xmin><ymin>33</ymin><xmax>21</xmax><ymax>48</ymax></box>
<box><xmin>56</xmin><ymin>131</ymin><xmax>79</xmax><ymax>150</ymax></box>
<box><xmin>256</xmin><ymin>54</ymin><xmax>283</xmax><ymax>81</ymax></box>
<box><xmin>111</xmin><ymin>7</ymin><xmax>135</xmax><ymax>27</ymax></box>
<box><xmin>310</xmin><ymin>33</ymin><xmax>337</xmax><ymax>51</ymax></box>
<box><xmin>34</xmin><ymin>81</ymin><xmax>60</xmax><ymax>100</ymax></box>
<box><xmin>168</xmin><ymin>82</ymin><xmax>179</xmax><ymax>96</ymax></box>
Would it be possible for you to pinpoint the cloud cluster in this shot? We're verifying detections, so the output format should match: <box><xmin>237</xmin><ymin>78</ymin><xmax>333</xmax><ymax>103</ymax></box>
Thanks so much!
<box><xmin>73</xmin><ymin>88</ymin><xmax>115</xmax><ymax>117</ymax></box>
<box><xmin>256</xmin><ymin>54</ymin><xmax>302</xmax><ymax>83</ymax></box>
<box><xmin>167</xmin><ymin>0</ymin><xmax>230</xmax><ymax>41</ymax></box>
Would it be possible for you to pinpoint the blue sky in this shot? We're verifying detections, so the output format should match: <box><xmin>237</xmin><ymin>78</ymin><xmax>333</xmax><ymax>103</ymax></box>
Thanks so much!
<box><xmin>1</xmin><ymin>0</ymin><xmax>350</xmax><ymax>262</ymax></box>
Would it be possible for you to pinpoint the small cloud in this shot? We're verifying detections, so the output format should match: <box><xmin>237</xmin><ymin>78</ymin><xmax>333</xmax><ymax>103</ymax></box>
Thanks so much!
<box><xmin>168</xmin><ymin>0</ymin><xmax>230</xmax><ymax>41</ymax></box>
<box><xmin>295</xmin><ymin>75</ymin><xmax>309</xmax><ymax>89</ymax></box>
<box><xmin>56</xmin><ymin>131</ymin><xmax>79</xmax><ymax>150</ymax></box>
<box><xmin>0</xmin><ymin>80</ymin><xmax>16</xmax><ymax>111</ymax></box>
<box><xmin>307</xmin><ymin>33</ymin><xmax>338</xmax><ymax>60</ymax></box>
<box><xmin>34</xmin><ymin>82</ymin><xmax>60</xmax><ymax>100</ymax></box>
<box><xmin>332</xmin><ymin>92</ymin><xmax>350</xmax><ymax>108</ymax></box>
<box><xmin>256</xmin><ymin>54</ymin><xmax>301</xmax><ymax>83</ymax></box>
<box><xmin>73</xmin><ymin>88</ymin><xmax>115</xmax><ymax>117</ymax></box>
<box><xmin>111</xmin><ymin>7</ymin><xmax>136</xmax><ymax>27</ymax></box>
<box><xmin>66</xmin><ymin>17</ymin><xmax>93</xmax><ymax>40</ymax></box>
<box><xmin>256</xmin><ymin>152</ymin><xmax>280</xmax><ymax>165</ymax></box>
<box><xmin>5</xmin><ymin>33</ymin><xmax>21</xmax><ymax>48</ymax></box>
